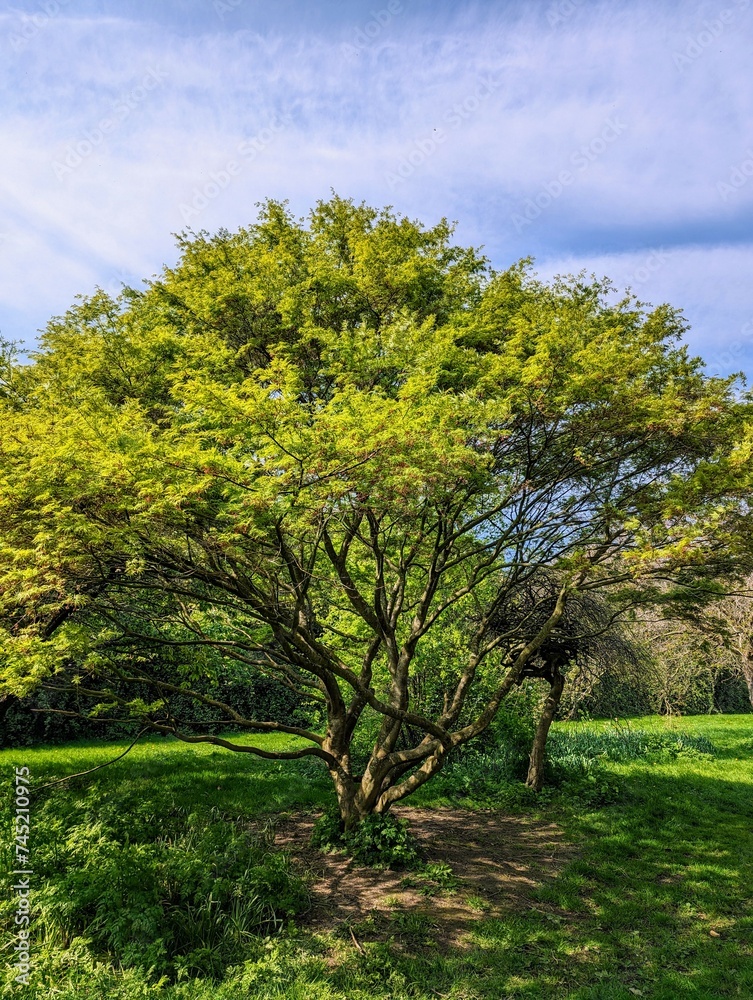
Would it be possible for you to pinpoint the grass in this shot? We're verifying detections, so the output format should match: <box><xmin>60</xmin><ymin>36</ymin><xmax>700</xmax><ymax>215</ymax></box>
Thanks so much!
<box><xmin>1</xmin><ymin>731</ymin><xmax>334</xmax><ymax>818</ymax></box>
<box><xmin>1</xmin><ymin>715</ymin><xmax>752</xmax><ymax>998</ymax></box>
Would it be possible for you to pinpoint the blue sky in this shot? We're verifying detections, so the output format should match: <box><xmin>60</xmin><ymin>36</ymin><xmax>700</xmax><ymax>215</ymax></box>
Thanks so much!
<box><xmin>1</xmin><ymin>0</ymin><xmax>752</xmax><ymax>377</ymax></box>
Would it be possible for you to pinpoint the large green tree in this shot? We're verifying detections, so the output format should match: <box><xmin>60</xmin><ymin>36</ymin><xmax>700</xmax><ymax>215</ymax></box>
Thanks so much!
<box><xmin>0</xmin><ymin>196</ymin><xmax>750</xmax><ymax>824</ymax></box>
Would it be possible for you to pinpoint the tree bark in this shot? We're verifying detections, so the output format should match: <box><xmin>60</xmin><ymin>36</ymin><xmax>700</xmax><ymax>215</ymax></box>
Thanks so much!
<box><xmin>526</xmin><ymin>669</ymin><xmax>565</xmax><ymax>792</ymax></box>
<box><xmin>742</xmin><ymin>641</ymin><xmax>753</xmax><ymax>709</ymax></box>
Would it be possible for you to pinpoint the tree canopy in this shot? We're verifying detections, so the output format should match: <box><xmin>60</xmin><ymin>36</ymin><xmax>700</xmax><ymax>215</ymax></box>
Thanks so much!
<box><xmin>1</xmin><ymin>195</ymin><xmax>751</xmax><ymax>823</ymax></box>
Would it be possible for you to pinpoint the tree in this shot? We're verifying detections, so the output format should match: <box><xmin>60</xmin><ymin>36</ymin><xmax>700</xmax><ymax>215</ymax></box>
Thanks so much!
<box><xmin>487</xmin><ymin>570</ymin><xmax>649</xmax><ymax>789</ymax></box>
<box><xmin>633</xmin><ymin>575</ymin><xmax>753</xmax><ymax>713</ymax></box>
<box><xmin>714</xmin><ymin>579</ymin><xmax>753</xmax><ymax>708</ymax></box>
<box><xmin>0</xmin><ymin>196</ymin><xmax>749</xmax><ymax>825</ymax></box>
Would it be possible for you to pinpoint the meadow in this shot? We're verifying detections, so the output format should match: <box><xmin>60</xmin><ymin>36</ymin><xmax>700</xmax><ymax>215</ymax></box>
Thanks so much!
<box><xmin>1</xmin><ymin>714</ymin><xmax>752</xmax><ymax>999</ymax></box>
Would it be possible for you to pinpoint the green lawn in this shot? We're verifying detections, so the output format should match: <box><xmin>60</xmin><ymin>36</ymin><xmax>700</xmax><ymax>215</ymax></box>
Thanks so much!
<box><xmin>1</xmin><ymin>715</ymin><xmax>752</xmax><ymax>999</ymax></box>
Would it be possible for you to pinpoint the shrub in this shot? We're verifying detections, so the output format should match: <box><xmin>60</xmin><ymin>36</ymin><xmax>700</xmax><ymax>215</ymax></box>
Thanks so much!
<box><xmin>311</xmin><ymin>809</ymin><xmax>421</xmax><ymax>869</ymax></box>
<box><xmin>0</xmin><ymin>663</ymin><xmax>320</xmax><ymax>749</ymax></box>
<box><xmin>30</xmin><ymin>811</ymin><xmax>308</xmax><ymax>981</ymax></box>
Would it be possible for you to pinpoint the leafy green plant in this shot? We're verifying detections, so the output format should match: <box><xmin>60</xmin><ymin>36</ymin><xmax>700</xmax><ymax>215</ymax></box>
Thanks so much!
<box><xmin>309</xmin><ymin>807</ymin><xmax>345</xmax><ymax>853</ymax></box>
<box><xmin>423</xmin><ymin>747</ymin><xmax>538</xmax><ymax>808</ymax></box>
<box><xmin>400</xmin><ymin>861</ymin><xmax>459</xmax><ymax>896</ymax></box>
<box><xmin>32</xmin><ymin>813</ymin><xmax>309</xmax><ymax>980</ymax></box>
<box><xmin>547</xmin><ymin>723</ymin><xmax>718</xmax><ymax>765</ymax></box>
<box><xmin>311</xmin><ymin>810</ymin><xmax>421</xmax><ymax>869</ymax></box>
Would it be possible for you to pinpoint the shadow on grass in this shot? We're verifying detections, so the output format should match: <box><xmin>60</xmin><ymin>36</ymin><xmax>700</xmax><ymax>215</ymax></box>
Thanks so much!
<box><xmin>387</xmin><ymin>767</ymin><xmax>753</xmax><ymax>999</ymax></box>
<box><xmin>39</xmin><ymin>757</ymin><xmax>334</xmax><ymax>825</ymax></box>
<box><xmin>2</xmin><ymin>727</ymin><xmax>753</xmax><ymax>998</ymax></box>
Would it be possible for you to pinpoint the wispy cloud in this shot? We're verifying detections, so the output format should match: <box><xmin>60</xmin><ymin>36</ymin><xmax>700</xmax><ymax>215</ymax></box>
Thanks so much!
<box><xmin>0</xmin><ymin>0</ymin><xmax>750</xmax><ymax>372</ymax></box>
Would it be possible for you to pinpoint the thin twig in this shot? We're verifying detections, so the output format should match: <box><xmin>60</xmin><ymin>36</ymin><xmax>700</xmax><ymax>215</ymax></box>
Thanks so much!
<box><xmin>349</xmin><ymin>928</ymin><xmax>366</xmax><ymax>955</ymax></box>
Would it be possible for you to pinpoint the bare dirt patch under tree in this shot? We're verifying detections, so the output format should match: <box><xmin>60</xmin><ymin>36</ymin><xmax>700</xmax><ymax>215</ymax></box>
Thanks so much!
<box><xmin>274</xmin><ymin>807</ymin><xmax>575</xmax><ymax>950</ymax></box>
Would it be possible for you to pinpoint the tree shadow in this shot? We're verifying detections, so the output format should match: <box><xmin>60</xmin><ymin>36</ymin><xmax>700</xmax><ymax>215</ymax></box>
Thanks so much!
<box><xmin>405</xmin><ymin>767</ymin><xmax>753</xmax><ymax>998</ymax></box>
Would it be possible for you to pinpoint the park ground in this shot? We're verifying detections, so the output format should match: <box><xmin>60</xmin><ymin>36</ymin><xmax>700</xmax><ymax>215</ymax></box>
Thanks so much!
<box><xmin>1</xmin><ymin>714</ymin><xmax>752</xmax><ymax>999</ymax></box>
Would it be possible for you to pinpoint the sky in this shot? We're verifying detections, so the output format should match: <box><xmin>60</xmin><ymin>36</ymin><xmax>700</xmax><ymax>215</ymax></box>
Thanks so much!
<box><xmin>1</xmin><ymin>0</ymin><xmax>752</xmax><ymax>378</ymax></box>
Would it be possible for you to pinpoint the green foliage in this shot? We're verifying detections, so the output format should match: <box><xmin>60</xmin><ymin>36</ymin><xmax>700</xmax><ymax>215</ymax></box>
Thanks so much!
<box><xmin>0</xmin><ymin>663</ymin><xmax>316</xmax><ymax>749</ymax></box>
<box><xmin>0</xmin><ymin>689</ymin><xmax>138</xmax><ymax>748</ymax></box>
<box><xmin>574</xmin><ymin>650</ymin><xmax>753</xmax><ymax>719</ymax></box>
<box><xmin>539</xmin><ymin>720</ymin><xmax>719</xmax><ymax>808</ymax></box>
<box><xmin>0</xmin><ymin>735</ymin><xmax>327</xmax><ymax>991</ymax></box>
<box><xmin>417</xmin><ymin>689</ymin><xmax>538</xmax><ymax>803</ymax></box>
<box><xmin>311</xmin><ymin>809</ymin><xmax>421</xmax><ymax>869</ymax></box>
<box><xmin>569</xmin><ymin>670</ymin><xmax>656</xmax><ymax>719</ymax></box>
<box><xmin>434</xmin><ymin>747</ymin><xmax>520</xmax><ymax>796</ymax></box>
<box><xmin>417</xmin><ymin>718</ymin><xmax>718</xmax><ymax>811</ymax></box>
<box><xmin>1</xmin><ymin>193</ymin><xmax>751</xmax><ymax>826</ymax></box>
<box><xmin>308</xmin><ymin>807</ymin><xmax>344</xmax><ymax>852</ymax></box>
<box><xmin>469</xmin><ymin>690</ymin><xmax>538</xmax><ymax>766</ymax></box>
<box><xmin>29</xmin><ymin>808</ymin><xmax>308</xmax><ymax>981</ymax></box>
<box><xmin>399</xmin><ymin>861</ymin><xmax>459</xmax><ymax>896</ymax></box>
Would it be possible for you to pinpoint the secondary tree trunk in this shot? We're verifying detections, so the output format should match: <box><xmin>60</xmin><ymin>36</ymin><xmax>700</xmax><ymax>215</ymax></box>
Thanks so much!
<box><xmin>742</xmin><ymin>642</ymin><xmax>753</xmax><ymax>709</ymax></box>
<box><xmin>526</xmin><ymin>669</ymin><xmax>565</xmax><ymax>792</ymax></box>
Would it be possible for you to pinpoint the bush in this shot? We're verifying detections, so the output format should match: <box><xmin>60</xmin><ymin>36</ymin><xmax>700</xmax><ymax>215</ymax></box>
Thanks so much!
<box><xmin>564</xmin><ymin>671</ymin><xmax>656</xmax><ymax>720</ymax></box>
<box><xmin>27</xmin><ymin>808</ymin><xmax>309</xmax><ymax>981</ymax></box>
<box><xmin>464</xmin><ymin>701</ymin><xmax>536</xmax><ymax>774</ymax></box>
<box><xmin>311</xmin><ymin>809</ymin><xmax>421</xmax><ymax>869</ymax></box>
<box><xmin>0</xmin><ymin>664</ymin><xmax>320</xmax><ymax>749</ymax></box>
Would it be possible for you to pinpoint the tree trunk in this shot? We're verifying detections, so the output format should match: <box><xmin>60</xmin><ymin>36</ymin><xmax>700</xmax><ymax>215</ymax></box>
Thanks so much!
<box><xmin>742</xmin><ymin>643</ymin><xmax>753</xmax><ymax>709</ymax></box>
<box><xmin>330</xmin><ymin>766</ymin><xmax>361</xmax><ymax>830</ymax></box>
<box><xmin>526</xmin><ymin>669</ymin><xmax>565</xmax><ymax>792</ymax></box>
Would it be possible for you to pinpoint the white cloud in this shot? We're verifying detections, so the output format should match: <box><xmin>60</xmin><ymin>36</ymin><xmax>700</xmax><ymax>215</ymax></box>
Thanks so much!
<box><xmin>0</xmin><ymin>2</ymin><xmax>750</xmax><ymax>370</ymax></box>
